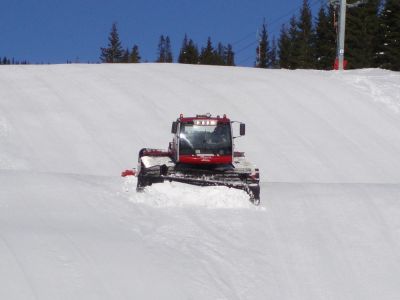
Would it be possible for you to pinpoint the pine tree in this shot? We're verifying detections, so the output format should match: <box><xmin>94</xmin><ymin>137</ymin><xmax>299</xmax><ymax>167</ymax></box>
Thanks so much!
<box><xmin>186</xmin><ymin>39</ymin><xmax>199</xmax><ymax>64</ymax></box>
<box><xmin>375</xmin><ymin>0</ymin><xmax>400</xmax><ymax>70</ymax></box>
<box><xmin>199</xmin><ymin>37</ymin><xmax>216</xmax><ymax>65</ymax></box>
<box><xmin>130</xmin><ymin>45</ymin><xmax>141</xmax><ymax>63</ymax></box>
<box><xmin>269</xmin><ymin>37</ymin><xmax>279</xmax><ymax>68</ymax></box>
<box><xmin>165</xmin><ymin>36</ymin><xmax>173</xmax><ymax>62</ymax></box>
<box><xmin>278</xmin><ymin>24</ymin><xmax>291</xmax><ymax>68</ymax></box>
<box><xmin>314</xmin><ymin>5</ymin><xmax>337</xmax><ymax>69</ymax></box>
<box><xmin>178</xmin><ymin>34</ymin><xmax>199</xmax><ymax>64</ymax></box>
<box><xmin>178</xmin><ymin>34</ymin><xmax>189</xmax><ymax>63</ymax></box>
<box><xmin>256</xmin><ymin>22</ymin><xmax>270</xmax><ymax>68</ymax></box>
<box><xmin>288</xmin><ymin>15</ymin><xmax>299</xmax><ymax>69</ymax></box>
<box><xmin>157</xmin><ymin>35</ymin><xmax>173</xmax><ymax>62</ymax></box>
<box><xmin>225</xmin><ymin>44</ymin><xmax>235</xmax><ymax>66</ymax></box>
<box><xmin>345</xmin><ymin>0</ymin><xmax>380</xmax><ymax>69</ymax></box>
<box><xmin>100</xmin><ymin>23</ymin><xmax>124</xmax><ymax>63</ymax></box>
<box><xmin>296</xmin><ymin>0</ymin><xmax>315</xmax><ymax>68</ymax></box>
<box><xmin>327</xmin><ymin>5</ymin><xmax>338</xmax><ymax>68</ymax></box>
<box><xmin>215</xmin><ymin>42</ymin><xmax>226</xmax><ymax>65</ymax></box>
<box><xmin>156</xmin><ymin>35</ymin><xmax>166</xmax><ymax>62</ymax></box>
<box><xmin>121</xmin><ymin>48</ymin><xmax>130</xmax><ymax>63</ymax></box>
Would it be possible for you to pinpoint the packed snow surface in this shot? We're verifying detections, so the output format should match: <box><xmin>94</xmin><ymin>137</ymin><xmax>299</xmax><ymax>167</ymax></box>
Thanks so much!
<box><xmin>1</xmin><ymin>64</ymin><xmax>400</xmax><ymax>299</ymax></box>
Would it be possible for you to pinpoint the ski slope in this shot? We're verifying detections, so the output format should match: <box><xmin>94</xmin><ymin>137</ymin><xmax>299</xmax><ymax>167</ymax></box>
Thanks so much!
<box><xmin>1</xmin><ymin>64</ymin><xmax>400</xmax><ymax>299</ymax></box>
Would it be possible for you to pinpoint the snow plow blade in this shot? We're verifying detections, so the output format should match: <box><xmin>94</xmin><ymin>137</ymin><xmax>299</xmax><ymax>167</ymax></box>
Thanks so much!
<box><xmin>136</xmin><ymin>148</ymin><xmax>260</xmax><ymax>205</ymax></box>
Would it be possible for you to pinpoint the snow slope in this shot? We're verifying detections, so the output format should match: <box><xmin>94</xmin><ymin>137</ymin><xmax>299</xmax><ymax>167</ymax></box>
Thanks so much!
<box><xmin>1</xmin><ymin>64</ymin><xmax>400</xmax><ymax>299</ymax></box>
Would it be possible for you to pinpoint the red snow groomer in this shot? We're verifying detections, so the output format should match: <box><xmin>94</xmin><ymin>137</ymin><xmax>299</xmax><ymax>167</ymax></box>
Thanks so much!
<box><xmin>124</xmin><ymin>114</ymin><xmax>260</xmax><ymax>205</ymax></box>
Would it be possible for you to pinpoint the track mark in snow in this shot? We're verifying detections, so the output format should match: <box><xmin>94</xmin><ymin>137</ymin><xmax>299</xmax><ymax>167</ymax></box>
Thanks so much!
<box><xmin>0</xmin><ymin>116</ymin><xmax>10</xmax><ymax>138</ymax></box>
<box><xmin>0</xmin><ymin>117</ymin><xmax>27</xmax><ymax>170</ymax></box>
<box><xmin>340</xmin><ymin>71</ymin><xmax>400</xmax><ymax>114</ymax></box>
<box><xmin>0</xmin><ymin>233</ymin><xmax>40</xmax><ymax>300</ymax></box>
<box><xmin>0</xmin><ymin>117</ymin><xmax>12</xmax><ymax>169</ymax></box>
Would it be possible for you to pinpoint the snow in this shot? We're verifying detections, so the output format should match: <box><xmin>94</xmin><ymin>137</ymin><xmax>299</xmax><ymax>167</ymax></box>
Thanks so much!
<box><xmin>1</xmin><ymin>64</ymin><xmax>400</xmax><ymax>299</ymax></box>
<box><xmin>125</xmin><ymin>176</ymin><xmax>254</xmax><ymax>208</ymax></box>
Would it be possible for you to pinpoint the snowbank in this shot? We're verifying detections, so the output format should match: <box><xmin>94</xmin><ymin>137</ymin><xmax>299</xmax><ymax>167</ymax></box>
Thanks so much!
<box><xmin>123</xmin><ymin>176</ymin><xmax>254</xmax><ymax>208</ymax></box>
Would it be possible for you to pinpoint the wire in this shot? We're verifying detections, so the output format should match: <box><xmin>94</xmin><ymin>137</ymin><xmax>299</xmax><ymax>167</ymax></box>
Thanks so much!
<box><xmin>232</xmin><ymin>0</ymin><xmax>323</xmax><ymax>49</ymax></box>
<box><xmin>231</xmin><ymin>32</ymin><xmax>257</xmax><ymax>47</ymax></box>
<box><xmin>237</xmin><ymin>54</ymin><xmax>256</xmax><ymax>66</ymax></box>
<box><xmin>236</xmin><ymin>40</ymin><xmax>259</xmax><ymax>55</ymax></box>
<box><xmin>235</xmin><ymin>0</ymin><xmax>326</xmax><ymax>64</ymax></box>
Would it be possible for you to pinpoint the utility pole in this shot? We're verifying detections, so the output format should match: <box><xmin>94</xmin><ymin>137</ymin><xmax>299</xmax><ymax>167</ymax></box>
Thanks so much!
<box><xmin>338</xmin><ymin>0</ymin><xmax>347</xmax><ymax>70</ymax></box>
<box><xmin>329</xmin><ymin>0</ymin><xmax>347</xmax><ymax>70</ymax></box>
<box><xmin>330</xmin><ymin>0</ymin><xmax>368</xmax><ymax>70</ymax></box>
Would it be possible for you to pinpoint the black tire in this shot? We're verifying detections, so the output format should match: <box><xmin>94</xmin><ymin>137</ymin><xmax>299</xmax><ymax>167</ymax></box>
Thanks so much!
<box><xmin>249</xmin><ymin>184</ymin><xmax>260</xmax><ymax>205</ymax></box>
<box><xmin>136</xmin><ymin>175</ymin><xmax>146</xmax><ymax>192</ymax></box>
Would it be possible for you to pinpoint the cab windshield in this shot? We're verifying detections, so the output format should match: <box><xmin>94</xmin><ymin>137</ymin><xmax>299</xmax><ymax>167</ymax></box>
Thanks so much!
<box><xmin>179</xmin><ymin>123</ymin><xmax>232</xmax><ymax>155</ymax></box>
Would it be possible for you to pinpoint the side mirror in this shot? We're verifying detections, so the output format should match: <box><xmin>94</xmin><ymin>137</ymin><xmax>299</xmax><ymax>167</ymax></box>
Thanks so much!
<box><xmin>240</xmin><ymin>123</ymin><xmax>246</xmax><ymax>136</ymax></box>
<box><xmin>171</xmin><ymin>121</ymin><xmax>178</xmax><ymax>134</ymax></box>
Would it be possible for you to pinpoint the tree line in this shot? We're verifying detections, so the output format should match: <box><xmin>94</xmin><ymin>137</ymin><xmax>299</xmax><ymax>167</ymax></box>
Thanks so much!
<box><xmin>100</xmin><ymin>0</ymin><xmax>399</xmax><ymax>71</ymax></box>
<box><xmin>256</xmin><ymin>0</ymin><xmax>398</xmax><ymax>70</ymax></box>
<box><xmin>263</xmin><ymin>0</ymin><xmax>399</xmax><ymax>70</ymax></box>
<box><xmin>275</xmin><ymin>0</ymin><xmax>399</xmax><ymax>70</ymax></box>
<box><xmin>100</xmin><ymin>23</ymin><xmax>235</xmax><ymax>66</ymax></box>
<box><xmin>0</xmin><ymin>57</ymin><xmax>29</xmax><ymax>65</ymax></box>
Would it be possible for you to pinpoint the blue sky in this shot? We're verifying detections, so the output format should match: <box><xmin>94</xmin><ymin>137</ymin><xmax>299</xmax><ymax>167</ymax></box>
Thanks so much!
<box><xmin>1</xmin><ymin>0</ymin><xmax>325</xmax><ymax>66</ymax></box>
